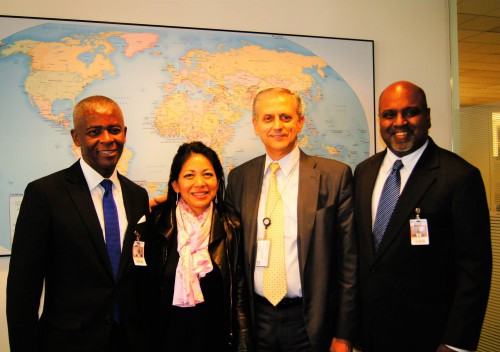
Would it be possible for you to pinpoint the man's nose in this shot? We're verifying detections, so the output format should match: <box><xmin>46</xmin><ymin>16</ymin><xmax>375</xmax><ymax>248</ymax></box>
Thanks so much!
<box><xmin>272</xmin><ymin>116</ymin><xmax>283</xmax><ymax>129</ymax></box>
<box><xmin>100</xmin><ymin>130</ymin><xmax>113</xmax><ymax>142</ymax></box>
<box><xmin>394</xmin><ymin>112</ymin><xmax>408</xmax><ymax>126</ymax></box>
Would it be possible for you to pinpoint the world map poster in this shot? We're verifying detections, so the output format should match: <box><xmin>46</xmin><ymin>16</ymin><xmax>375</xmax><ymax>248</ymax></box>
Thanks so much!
<box><xmin>0</xmin><ymin>15</ymin><xmax>374</xmax><ymax>255</ymax></box>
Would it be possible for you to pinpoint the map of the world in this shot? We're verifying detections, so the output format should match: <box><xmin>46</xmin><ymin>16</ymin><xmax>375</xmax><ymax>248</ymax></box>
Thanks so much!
<box><xmin>0</xmin><ymin>16</ymin><xmax>374</xmax><ymax>254</ymax></box>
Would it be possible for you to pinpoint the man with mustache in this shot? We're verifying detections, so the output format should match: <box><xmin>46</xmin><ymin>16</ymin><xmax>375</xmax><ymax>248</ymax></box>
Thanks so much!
<box><xmin>354</xmin><ymin>81</ymin><xmax>492</xmax><ymax>352</ymax></box>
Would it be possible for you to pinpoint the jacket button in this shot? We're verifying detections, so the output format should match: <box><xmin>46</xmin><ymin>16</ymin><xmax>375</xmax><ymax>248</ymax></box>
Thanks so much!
<box><xmin>370</xmin><ymin>267</ymin><xmax>377</xmax><ymax>273</ymax></box>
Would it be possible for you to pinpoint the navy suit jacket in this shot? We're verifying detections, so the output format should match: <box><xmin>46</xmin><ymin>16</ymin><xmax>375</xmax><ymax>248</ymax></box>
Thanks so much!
<box><xmin>7</xmin><ymin>161</ymin><xmax>150</xmax><ymax>352</ymax></box>
<box><xmin>225</xmin><ymin>150</ymin><xmax>358</xmax><ymax>351</ymax></box>
<box><xmin>354</xmin><ymin>138</ymin><xmax>492</xmax><ymax>351</ymax></box>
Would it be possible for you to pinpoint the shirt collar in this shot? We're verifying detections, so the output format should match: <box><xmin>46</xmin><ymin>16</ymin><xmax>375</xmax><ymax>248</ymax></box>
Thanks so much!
<box><xmin>79</xmin><ymin>158</ymin><xmax>120</xmax><ymax>191</ymax></box>
<box><xmin>383</xmin><ymin>139</ymin><xmax>429</xmax><ymax>174</ymax></box>
<box><xmin>264</xmin><ymin>145</ymin><xmax>300</xmax><ymax>176</ymax></box>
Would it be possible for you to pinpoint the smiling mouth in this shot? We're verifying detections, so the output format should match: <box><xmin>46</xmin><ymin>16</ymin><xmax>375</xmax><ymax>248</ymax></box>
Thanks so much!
<box><xmin>392</xmin><ymin>130</ymin><xmax>411</xmax><ymax>139</ymax></box>
<box><xmin>192</xmin><ymin>191</ymin><xmax>209</xmax><ymax>197</ymax></box>
<box><xmin>98</xmin><ymin>150</ymin><xmax>117</xmax><ymax>155</ymax></box>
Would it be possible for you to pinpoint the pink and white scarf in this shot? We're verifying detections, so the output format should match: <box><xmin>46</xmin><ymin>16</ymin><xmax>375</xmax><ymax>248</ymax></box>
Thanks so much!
<box><xmin>172</xmin><ymin>198</ymin><xmax>213</xmax><ymax>307</ymax></box>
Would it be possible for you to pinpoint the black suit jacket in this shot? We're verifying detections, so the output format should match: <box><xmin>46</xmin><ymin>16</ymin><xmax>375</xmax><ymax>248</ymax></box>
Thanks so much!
<box><xmin>7</xmin><ymin>161</ymin><xmax>150</xmax><ymax>352</ymax></box>
<box><xmin>354</xmin><ymin>138</ymin><xmax>492</xmax><ymax>351</ymax></box>
<box><xmin>225</xmin><ymin>150</ymin><xmax>358</xmax><ymax>351</ymax></box>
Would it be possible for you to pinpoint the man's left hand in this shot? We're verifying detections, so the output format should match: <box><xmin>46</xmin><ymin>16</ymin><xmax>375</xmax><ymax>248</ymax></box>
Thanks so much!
<box><xmin>436</xmin><ymin>344</ymin><xmax>458</xmax><ymax>352</ymax></box>
<box><xmin>330</xmin><ymin>338</ymin><xmax>352</xmax><ymax>352</ymax></box>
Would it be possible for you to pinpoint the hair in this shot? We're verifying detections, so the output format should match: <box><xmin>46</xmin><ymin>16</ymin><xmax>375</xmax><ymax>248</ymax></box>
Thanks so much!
<box><xmin>73</xmin><ymin>95</ymin><xmax>123</xmax><ymax>127</ymax></box>
<box><xmin>166</xmin><ymin>141</ymin><xmax>226</xmax><ymax>214</ymax></box>
<box><xmin>252</xmin><ymin>87</ymin><xmax>303</xmax><ymax>118</ymax></box>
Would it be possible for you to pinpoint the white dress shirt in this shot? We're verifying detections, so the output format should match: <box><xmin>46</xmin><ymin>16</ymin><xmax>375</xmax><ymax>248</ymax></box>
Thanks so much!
<box><xmin>80</xmin><ymin>158</ymin><xmax>128</xmax><ymax>249</ymax></box>
<box><xmin>254</xmin><ymin>146</ymin><xmax>302</xmax><ymax>298</ymax></box>
<box><xmin>371</xmin><ymin>139</ymin><xmax>428</xmax><ymax>229</ymax></box>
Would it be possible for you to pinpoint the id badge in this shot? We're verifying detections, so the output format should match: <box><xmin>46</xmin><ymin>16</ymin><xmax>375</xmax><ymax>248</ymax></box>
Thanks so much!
<box><xmin>409</xmin><ymin>219</ymin><xmax>430</xmax><ymax>245</ymax></box>
<box><xmin>256</xmin><ymin>239</ymin><xmax>270</xmax><ymax>267</ymax></box>
<box><xmin>132</xmin><ymin>241</ymin><xmax>147</xmax><ymax>266</ymax></box>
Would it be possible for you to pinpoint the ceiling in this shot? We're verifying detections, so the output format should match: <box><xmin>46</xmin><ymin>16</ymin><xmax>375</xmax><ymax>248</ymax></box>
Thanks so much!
<box><xmin>457</xmin><ymin>0</ymin><xmax>500</xmax><ymax>107</ymax></box>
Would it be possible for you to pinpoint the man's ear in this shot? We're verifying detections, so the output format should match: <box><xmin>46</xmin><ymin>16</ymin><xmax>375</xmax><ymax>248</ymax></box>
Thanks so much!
<box><xmin>252</xmin><ymin>118</ymin><xmax>259</xmax><ymax>136</ymax></box>
<box><xmin>298</xmin><ymin>115</ymin><xmax>305</xmax><ymax>132</ymax></box>
<box><xmin>71</xmin><ymin>129</ymin><xmax>81</xmax><ymax>147</ymax></box>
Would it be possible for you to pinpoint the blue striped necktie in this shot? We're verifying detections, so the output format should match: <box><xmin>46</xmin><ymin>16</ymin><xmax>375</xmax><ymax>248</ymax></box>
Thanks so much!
<box><xmin>373</xmin><ymin>159</ymin><xmax>404</xmax><ymax>251</ymax></box>
<box><xmin>101</xmin><ymin>179</ymin><xmax>121</xmax><ymax>280</ymax></box>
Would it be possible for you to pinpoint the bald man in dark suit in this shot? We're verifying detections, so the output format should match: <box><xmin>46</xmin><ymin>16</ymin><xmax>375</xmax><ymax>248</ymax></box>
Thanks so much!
<box><xmin>354</xmin><ymin>81</ymin><xmax>492</xmax><ymax>352</ymax></box>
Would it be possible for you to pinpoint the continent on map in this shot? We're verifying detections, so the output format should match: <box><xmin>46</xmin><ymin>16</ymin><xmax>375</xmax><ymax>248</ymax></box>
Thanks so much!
<box><xmin>154</xmin><ymin>44</ymin><xmax>330</xmax><ymax>159</ymax></box>
<box><xmin>0</xmin><ymin>31</ymin><xmax>161</xmax><ymax>131</ymax></box>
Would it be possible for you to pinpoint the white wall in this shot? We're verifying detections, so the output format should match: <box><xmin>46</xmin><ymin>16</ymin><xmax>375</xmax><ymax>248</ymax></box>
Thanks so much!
<box><xmin>0</xmin><ymin>0</ymin><xmax>452</xmax><ymax>350</ymax></box>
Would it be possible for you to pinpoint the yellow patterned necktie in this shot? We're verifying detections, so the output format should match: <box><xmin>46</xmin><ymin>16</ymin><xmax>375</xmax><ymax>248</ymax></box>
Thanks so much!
<box><xmin>263</xmin><ymin>163</ymin><xmax>287</xmax><ymax>306</ymax></box>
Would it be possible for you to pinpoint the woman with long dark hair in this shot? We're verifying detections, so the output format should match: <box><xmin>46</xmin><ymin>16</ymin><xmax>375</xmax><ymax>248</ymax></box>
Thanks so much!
<box><xmin>149</xmin><ymin>141</ymin><xmax>251</xmax><ymax>351</ymax></box>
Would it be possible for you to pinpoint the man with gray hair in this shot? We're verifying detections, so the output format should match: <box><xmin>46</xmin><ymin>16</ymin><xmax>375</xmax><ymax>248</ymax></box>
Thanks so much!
<box><xmin>226</xmin><ymin>87</ymin><xmax>358</xmax><ymax>352</ymax></box>
<box><xmin>7</xmin><ymin>95</ymin><xmax>151</xmax><ymax>352</ymax></box>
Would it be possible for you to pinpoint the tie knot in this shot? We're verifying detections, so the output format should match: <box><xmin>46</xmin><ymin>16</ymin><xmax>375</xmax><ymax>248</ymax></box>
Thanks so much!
<box><xmin>270</xmin><ymin>163</ymin><xmax>281</xmax><ymax>174</ymax></box>
<box><xmin>392</xmin><ymin>159</ymin><xmax>404</xmax><ymax>172</ymax></box>
<box><xmin>101</xmin><ymin>179</ymin><xmax>113</xmax><ymax>192</ymax></box>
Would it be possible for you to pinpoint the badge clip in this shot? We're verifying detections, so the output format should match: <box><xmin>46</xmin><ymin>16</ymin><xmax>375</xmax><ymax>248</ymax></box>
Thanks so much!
<box><xmin>132</xmin><ymin>230</ymin><xmax>147</xmax><ymax>266</ymax></box>
<box><xmin>409</xmin><ymin>207</ymin><xmax>429</xmax><ymax>245</ymax></box>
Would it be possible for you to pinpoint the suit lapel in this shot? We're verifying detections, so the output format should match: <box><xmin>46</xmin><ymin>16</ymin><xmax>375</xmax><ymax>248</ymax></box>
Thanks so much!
<box><xmin>65</xmin><ymin>162</ymin><xmax>114</xmax><ymax>278</ymax></box>
<box><xmin>359</xmin><ymin>152</ymin><xmax>385</xmax><ymax>257</ymax></box>
<box><xmin>297</xmin><ymin>152</ymin><xmax>320</xmax><ymax>273</ymax></box>
<box><xmin>117</xmin><ymin>175</ymin><xmax>142</xmax><ymax>281</ymax></box>
<box><xmin>375</xmin><ymin>141</ymin><xmax>439</xmax><ymax>259</ymax></box>
<box><xmin>244</xmin><ymin>156</ymin><xmax>265</xmax><ymax>271</ymax></box>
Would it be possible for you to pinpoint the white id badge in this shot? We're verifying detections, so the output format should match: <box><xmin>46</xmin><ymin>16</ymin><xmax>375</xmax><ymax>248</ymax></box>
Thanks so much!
<box><xmin>132</xmin><ymin>241</ymin><xmax>147</xmax><ymax>266</ymax></box>
<box><xmin>409</xmin><ymin>219</ymin><xmax>430</xmax><ymax>245</ymax></box>
<box><xmin>256</xmin><ymin>239</ymin><xmax>270</xmax><ymax>267</ymax></box>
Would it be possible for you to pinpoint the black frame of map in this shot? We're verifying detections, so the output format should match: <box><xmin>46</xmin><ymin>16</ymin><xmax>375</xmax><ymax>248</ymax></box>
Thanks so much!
<box><xmin>0</xmin><ymin>15</ymin><xmax>375</xmax><ymax>256</ymax></box>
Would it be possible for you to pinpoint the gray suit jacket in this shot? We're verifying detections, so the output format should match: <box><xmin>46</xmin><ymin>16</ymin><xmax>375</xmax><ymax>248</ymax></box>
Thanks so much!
<box><xmin>225</xmin><ymin>150</ymin><xmax>358</xmax><ymax>351</ymax></box>
<box><xmin>354</xmin><ymin>138</ymin><xmax>492</xmax><ymax>351</ymax></box>
<box><xmin>7</xmin><ymin>161</ymin><xmax>151</xmax><ymax>352</ymax></box>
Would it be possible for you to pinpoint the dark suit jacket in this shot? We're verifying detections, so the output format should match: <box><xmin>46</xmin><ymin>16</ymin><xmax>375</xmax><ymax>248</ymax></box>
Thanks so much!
<box><xmin>354</xmin><ymin>138</ymin><xmax>492</xmax><ymax>352</ymax></box>
<box><xmin>225</xmin><ymin>150</ymin><xmax>358</xmax><ymax>351</ymax></box>
<box><xmin>7</xmin><ymin>161</ymin><xmax>150</xmax><ymax>352</ymax></box>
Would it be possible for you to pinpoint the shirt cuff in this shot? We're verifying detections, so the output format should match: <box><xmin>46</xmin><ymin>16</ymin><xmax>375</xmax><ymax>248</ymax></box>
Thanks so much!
<box><xmin>445</xmin><ymin>345</ymin><xmax>472</xmax><ymax>352</ymax></box>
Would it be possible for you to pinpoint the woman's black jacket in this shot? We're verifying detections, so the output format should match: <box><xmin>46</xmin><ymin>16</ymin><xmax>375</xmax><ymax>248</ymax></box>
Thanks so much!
<box><xmin>147</xmin><ymin>202</ymin><xmax>252</xmax><ymax>351</ymax></box>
